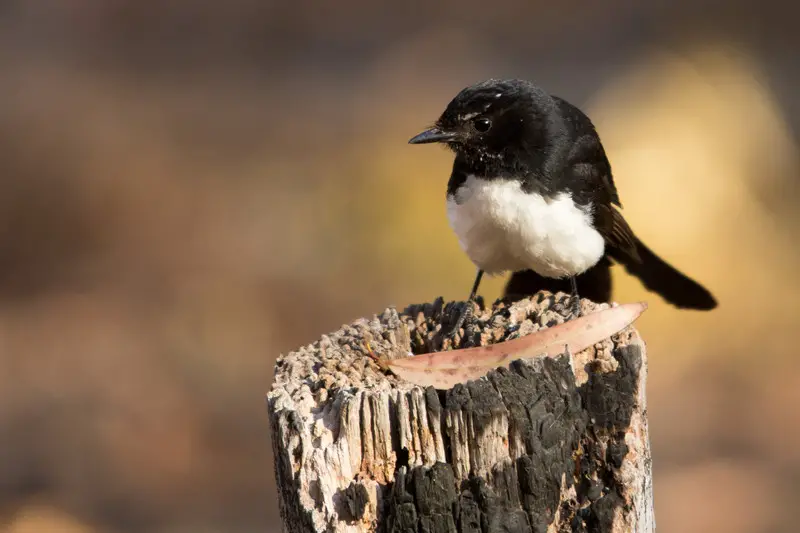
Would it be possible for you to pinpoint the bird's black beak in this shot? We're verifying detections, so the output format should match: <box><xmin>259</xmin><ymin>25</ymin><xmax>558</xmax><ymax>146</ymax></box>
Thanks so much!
<box><xmin>408</xmin><ymin>127</ymin><xmax>458</xmax><ymax>144</ymax></box>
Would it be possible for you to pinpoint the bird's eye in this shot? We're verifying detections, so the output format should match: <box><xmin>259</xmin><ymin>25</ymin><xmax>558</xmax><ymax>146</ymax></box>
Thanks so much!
<box><xmin>473</xmin><ymin>118</ymin><xmax>492</xmax><ymax>133</ymax></box>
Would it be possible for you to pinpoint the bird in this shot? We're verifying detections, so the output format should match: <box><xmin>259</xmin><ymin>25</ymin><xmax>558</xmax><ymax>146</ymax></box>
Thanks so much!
<box><xmin>408</xmin><ymin>78</ymin><xmax>717</xmax><ymax>335</ymax></box>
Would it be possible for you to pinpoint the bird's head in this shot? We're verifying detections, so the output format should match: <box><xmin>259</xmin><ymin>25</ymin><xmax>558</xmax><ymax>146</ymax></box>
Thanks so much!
<box><xmin>409</xmin><ymin>79</ymin><xmax>553</xmax><ymax>167</ymax></box>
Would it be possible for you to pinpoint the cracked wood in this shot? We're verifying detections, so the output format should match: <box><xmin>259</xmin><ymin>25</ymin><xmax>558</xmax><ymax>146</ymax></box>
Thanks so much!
<box><xmin>267</xmin><ymin>291</ymin><xmax>655</xmax><ymax>532</ymax></box>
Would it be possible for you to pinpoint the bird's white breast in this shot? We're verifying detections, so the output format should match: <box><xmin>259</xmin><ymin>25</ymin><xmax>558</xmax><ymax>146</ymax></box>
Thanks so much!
<box><xmin>446</xmin><ymin>175</ymin><xmax>605</xmax><ymax>278</ymax></box>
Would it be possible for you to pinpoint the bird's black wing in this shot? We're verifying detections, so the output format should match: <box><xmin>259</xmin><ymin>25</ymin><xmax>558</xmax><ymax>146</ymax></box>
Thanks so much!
<box><xmin>553</xmin><ymin>96</ymin><xmax>641</xmax><ymax>264</ymax></box>
<box><xmin>569</xmin><ymin>157</ymin><xmax>640</xmax><ymax>264</ymax></box>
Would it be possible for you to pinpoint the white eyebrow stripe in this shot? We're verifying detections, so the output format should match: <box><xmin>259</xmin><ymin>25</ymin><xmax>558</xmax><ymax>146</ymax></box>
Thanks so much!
<box><xmin>459</xmin><ymin>111</ymin><xmax>480</xmax><ymax>121</ymax></box>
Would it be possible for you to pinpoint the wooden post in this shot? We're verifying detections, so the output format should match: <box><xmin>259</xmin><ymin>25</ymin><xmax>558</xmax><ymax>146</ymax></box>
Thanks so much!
<box><xmin>268</xmin><ymin>292</ymin><xmax>655</xmax><ymax>532</ymax></box>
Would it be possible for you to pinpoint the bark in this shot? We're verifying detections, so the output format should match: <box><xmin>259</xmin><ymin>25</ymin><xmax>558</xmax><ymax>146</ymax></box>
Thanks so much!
<box><xmin>268</xmin><ymin>291</ymin><xmax>654</xmax><ymax>533</ymax></box>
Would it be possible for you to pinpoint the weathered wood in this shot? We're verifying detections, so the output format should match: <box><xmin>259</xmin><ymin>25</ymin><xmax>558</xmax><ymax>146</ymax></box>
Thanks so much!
<box><xmin>268</xmin><ymin>292</ymin><xmax>654</xmax><ymax>533</ymax></box>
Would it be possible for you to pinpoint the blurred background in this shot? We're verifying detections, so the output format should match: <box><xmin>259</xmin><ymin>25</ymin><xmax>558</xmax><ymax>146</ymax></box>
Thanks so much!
<box><xmin>0</xmin><ymin>2</ymin><xmax>798</xmax><ymax>532</ymax></box>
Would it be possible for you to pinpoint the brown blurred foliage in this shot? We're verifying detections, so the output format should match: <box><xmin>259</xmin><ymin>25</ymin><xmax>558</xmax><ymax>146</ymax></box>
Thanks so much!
<box><xmin>0</xmin><ymin>2</ymin><xmax>798</xmax><ymax>533</ymax></box>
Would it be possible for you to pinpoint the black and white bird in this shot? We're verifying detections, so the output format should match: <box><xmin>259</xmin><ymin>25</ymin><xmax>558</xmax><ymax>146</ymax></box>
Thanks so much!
<box><xmin>409</xmin><ymin>78</ymin><xmax>716</xmax><ymax>334</ymax></box>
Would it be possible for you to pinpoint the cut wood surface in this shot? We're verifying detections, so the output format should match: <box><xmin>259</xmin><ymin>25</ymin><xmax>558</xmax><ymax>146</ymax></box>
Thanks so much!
<box><xmin>268</xmin><ymin>292</ymin><xmax>655</xmax><ymax>533</ymax></box>
<box><xmin>385</xmin><ymin>302</ymin><xmax>646</xmax><ymax>390</ymax></box>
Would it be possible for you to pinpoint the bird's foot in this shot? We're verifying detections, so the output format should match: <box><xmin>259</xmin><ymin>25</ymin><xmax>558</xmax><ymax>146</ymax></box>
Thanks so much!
<box><xmin>570</xmin><ymin>295</ymin><xmax>582</xmax><ymax>319</ymax></box>
<box><xmin>568</xmin><ymin>276</ymin><xmax>582</xmax><ymax>320</ymax></box>
<box><xmin>447</xmin><ymin>300</ymin><xmax>474</xmax><ymax>340</ymax></box>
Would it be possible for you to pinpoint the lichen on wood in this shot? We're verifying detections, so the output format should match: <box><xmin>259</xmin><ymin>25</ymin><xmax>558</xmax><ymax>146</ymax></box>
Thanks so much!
<box><xmin>268</xmin><ymin>291</ymin><xmax>654</xmax><ymax>533</ymax></box>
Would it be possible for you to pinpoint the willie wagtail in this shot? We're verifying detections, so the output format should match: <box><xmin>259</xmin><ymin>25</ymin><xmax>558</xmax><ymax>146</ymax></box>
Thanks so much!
<box><xmin>409</xmin><ymin>79</ymin><xmax>717</xmax><ymax>334</ymax></box>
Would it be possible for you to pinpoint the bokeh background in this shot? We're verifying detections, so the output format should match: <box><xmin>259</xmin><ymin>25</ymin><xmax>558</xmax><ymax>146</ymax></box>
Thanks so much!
<box><xmin>0</xmin><ymin>2</ymin><xmax>798</xmax><ymax>532</ymax></box>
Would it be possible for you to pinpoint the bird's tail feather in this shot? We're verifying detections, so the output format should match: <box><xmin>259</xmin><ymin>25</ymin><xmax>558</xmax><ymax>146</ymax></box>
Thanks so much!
<box><xmin>503</xmin><ymin>239</ymin><xmax>717</xmax><ymax>311</ymax></box>
<box><xmin>608</xmin><ymin>237</ymin><xmax>717</xmax><ymax>310</ymax></box>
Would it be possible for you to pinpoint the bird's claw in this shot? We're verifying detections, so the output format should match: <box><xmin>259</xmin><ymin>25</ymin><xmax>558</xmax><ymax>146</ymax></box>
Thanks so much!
<box><xmin>570</xmin><ymin>296</ymin><xmax>582</xmax><ymax>320</ymax></box>
<box><xmin>447</xmin><ymin>300</ymin><xmax>474</xmax><ymax>340</ymax></box>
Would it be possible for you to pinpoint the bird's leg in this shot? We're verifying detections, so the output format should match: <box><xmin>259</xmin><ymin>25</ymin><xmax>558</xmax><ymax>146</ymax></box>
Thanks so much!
<box><xmin>569</xmin><ymin>276</ymin><xmax>581</xmax><ymax>318</ymax></box>
<box><xmin>448</xmin><ymin>269</ymin><xmax>484</xmax><ymax>338</ymax></box>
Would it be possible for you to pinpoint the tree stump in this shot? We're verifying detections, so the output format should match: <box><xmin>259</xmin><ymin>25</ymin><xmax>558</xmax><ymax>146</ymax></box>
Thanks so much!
<box><xmin>267</xmin><ymin>292</ymin><xmax>654</xmax><ymax>533</ymax></box>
